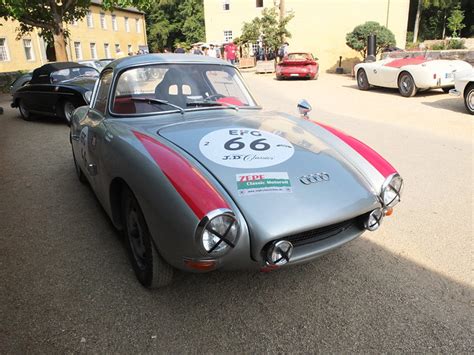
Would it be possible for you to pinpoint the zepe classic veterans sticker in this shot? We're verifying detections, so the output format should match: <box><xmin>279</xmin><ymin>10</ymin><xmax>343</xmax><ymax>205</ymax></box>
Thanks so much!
<box><xmin>199</xmin><ymin>128</ymin><xmax>294</xmax><ymax>168</ymax></box>
<box><xmin>236</xmin><ymin>172</ymin><xmax>292</xmax><ymax>196</ymax></box>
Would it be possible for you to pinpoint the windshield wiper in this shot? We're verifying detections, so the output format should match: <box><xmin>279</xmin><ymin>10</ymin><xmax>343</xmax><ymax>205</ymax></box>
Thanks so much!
<box><xmin>130</xmin><ymin>97</ymin><xmax>184</xmax><ymax>114</ymax></box>
<box><xmin>186</xmin><ymin>100</ymin><xmax>238</xmax><ymax>111</ymax></box>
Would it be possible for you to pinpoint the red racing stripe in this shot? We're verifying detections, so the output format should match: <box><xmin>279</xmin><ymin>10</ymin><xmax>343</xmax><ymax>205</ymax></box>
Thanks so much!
<box><xmin>133</xmin><ymin>131</ymin><xmax>230</xmax><ymax>219</ymax></box>
<box><xmin>315</xmin><ymin>122</ymin><xmax>397</xmax><ymax>178</ymax></box>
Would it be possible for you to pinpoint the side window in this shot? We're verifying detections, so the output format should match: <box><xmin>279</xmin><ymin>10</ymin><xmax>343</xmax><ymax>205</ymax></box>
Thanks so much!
<box><xmin>92</xmin><ymin>70</ymin><xmax>113</xmax><ymax>114</ymax></box>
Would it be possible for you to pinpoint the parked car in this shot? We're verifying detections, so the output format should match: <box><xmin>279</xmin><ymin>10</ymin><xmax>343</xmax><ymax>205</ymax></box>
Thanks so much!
<box><xmin>11</xmin><ymin>62</ymin><xmax>99</xmax><ymax>124</ymax></box>
<box><xmin>70</xmin><ymin>54</ymin><xmax>403</xmax><ymax>288</ymax></box>
<box><xmin>98</xmin><ymin>58</ymin><xmax>114</xmax><ymax>68</ymax></box>
<box><xmin>276</xmin><ymin>52</ymin><xmax>319</xmax><ymax>80</ymax></box>
<box><xmin>355</xmin><ymin>56</ymin><xmax>472</xmax><ymax>97</ymax></box>
<box><xmin>78</xmin><ymin>60</ymin><xmax>107</xmax><ymax>72</ymax></box>
<box><xmin>450</xmin><ymin>67</ymin><xmax>474</xmax><ymax>115</ymax></box>
<box><xmin>9</xmin><ymin>72</ymin><xmax>32</xmax><ymax>95</ymax></box>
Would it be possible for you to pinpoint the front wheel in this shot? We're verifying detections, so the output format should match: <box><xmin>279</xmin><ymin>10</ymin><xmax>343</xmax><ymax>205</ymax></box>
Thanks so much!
<box><xmin>464</xmin><ymin>83</ymin><xmax>474</xmax><ymax>115</ymax></box>
<box><xmin>398</xmin><ymin>72</ymin><xmax>417</xmax><ymax>97</ymax></box>
<box><xmin>357</xmin><ymin>69</ymin><xmax>370</xmax><ymax>90</ymax></box>
<box><xmin>18</xmin><ymin>99</ymin><xmax>33</xmax><ymax>121</ymax></box>
<box><xmin>122</xmin><ymin>187</ymin><xmax>173</xmax><ymax>288</ymax></box>
<box><xmin>62</xmin><ymin>101</ymin><xmax>76</xmax><ymax>125</ymax></box>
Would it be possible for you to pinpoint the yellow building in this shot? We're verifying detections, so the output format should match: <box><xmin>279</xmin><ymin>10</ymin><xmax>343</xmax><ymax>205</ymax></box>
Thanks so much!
<box><xmin>0</xmin><ymin>1</ymin><xmax>147</xmax><ymax>73</ymax></box>
<box><xmin>204</xmin><ymin>0</ymin><xmax>410</xmax><ymax>72</ymax></box>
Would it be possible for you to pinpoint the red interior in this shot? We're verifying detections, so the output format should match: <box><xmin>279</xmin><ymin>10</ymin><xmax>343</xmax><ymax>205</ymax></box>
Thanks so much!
<box><xmin>384</xmin><ymin>56</ymin><xmax>428</xmax><ymax>68</ymax></box>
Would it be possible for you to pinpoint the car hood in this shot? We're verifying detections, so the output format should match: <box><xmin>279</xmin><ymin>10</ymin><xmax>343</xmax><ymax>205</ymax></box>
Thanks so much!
<box><xmin>156</xmin><ymin>112</ymin><xmax>379</xmax><ymax>244</ymax></box>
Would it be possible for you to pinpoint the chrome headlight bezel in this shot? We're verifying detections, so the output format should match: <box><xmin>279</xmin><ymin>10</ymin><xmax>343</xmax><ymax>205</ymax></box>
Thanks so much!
<box><xmin>195</xmin><ymin>209</ymin><xmax>239</xmax><ymax>257</ymax></box>
<box><xmin>380</xmin><ymin>173</ymin><xmax>403</xmax><ymax>208</ymax></box>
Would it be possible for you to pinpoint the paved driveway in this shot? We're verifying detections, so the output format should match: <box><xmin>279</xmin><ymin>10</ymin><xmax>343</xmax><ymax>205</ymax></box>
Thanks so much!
<box><xmin>0</xmin><ymin>73</ymin><xmax>472</xmax><ymax>353</ymax></box>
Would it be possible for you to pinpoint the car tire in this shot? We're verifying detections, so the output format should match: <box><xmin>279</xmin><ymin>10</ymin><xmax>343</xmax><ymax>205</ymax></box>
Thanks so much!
<box><xmin>464</xmin><ymin>83</ymin><xmax>474</xmax><ymax>115</ymax></box>
<box><xmin>18</xmin><ymin>99</ymin><xmax>33</xmax><ymax>121</ymax></box>
<box><xmin>356</xmin><ymin>69</ymin><xmax>370</xmax><ymax>90</ymax></box>
<box><xmin>62</xmin><ymin>101</ymin><xmax>76</xmax><ymax>126</ymax></box>
<box><xmin>398</xmin><ymin>72</ymin><xmax>417</xmax><ymax>97</ymax></box>
<box><xmin>121</xmin><ymin>187</ymin><xmax>173</xmax><ymax>289</ymax></box>
<box><xmin>72</xmin><ymin>144</ymin><xmax>87</xmax><ymax>184</ymax></box>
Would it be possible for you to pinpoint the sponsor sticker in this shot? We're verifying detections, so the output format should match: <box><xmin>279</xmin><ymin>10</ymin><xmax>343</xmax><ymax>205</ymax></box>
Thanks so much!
<box><xmin>199</xmin><ymin>128</ymin><xmax>294</xmax><ymax>169</ymax></box>
<box><xmin>236</xmin><ymin>172</ymin><xmax>292</xmax><ymax>196</ymax></box>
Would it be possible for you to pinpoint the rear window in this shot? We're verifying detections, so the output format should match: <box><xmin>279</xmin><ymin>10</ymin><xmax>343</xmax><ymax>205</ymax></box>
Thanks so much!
<box><xmin>50</xmin><ymin>67</ymin><xmax>99</xmax><ymax>83</ymax></box>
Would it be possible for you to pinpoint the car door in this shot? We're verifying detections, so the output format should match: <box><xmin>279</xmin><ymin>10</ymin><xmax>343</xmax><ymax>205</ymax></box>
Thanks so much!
<box><xmin>79</xmin><ymin>69</ymin><xmax>113</xmax><ymax>202</ymax></box>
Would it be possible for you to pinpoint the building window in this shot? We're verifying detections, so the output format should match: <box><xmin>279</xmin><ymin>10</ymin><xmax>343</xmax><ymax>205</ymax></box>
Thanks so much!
<box><xmin>135</xmin><ymin>18</ymin><xmax>141</xmax><ymax>33</ymax></box>
<box><xmin>86</xmin><ymin>11</ymin><xmax>93</xmax><ymax>28</ymax></box>
<box><xmin>115</xmin><ymin>43</ymin><xmax>120</xmax><ymax>54</ymax></box>
<box><xmin>124</xmin><ymin>17</ymin><xmax>129</xmax><ymax>32</ymax></box>
<box><xmin>224</xmin><ymin>30</ymin><xmax>233</xmax><ymax>43</ymax></box>
<box><xmin>256</xmin><ymin>0</ymin><xmax>263</xmax><ymax>7</ymax></box>
<box><xmin>100</xmin><ymin>12</ymin><xmax>107</xmax><ymax>29</ymax></box>
<box><xmin>90</xmin><ymin>42</ymin><xmax>97</xmax><ymax>59</ymax></box>
<box><xmin>104</xmin><ymin>43</ymin><xmax>110</xmax><ymax>58</ymax></box>
<box><xmin>74</xmin><ymin>42</ymin><xmax>82</xmax><ymax>60</ymax></box>
<box><xmin>23</xmin><ymin>39</ymin><xmax>35</xmax><ymax>61</ymax></box>
<box><xmin>0</xmin><ymin>38</ymin><xmax>10</xmax><ymax>61</ymax></box>
<box><xmin>127</xmin><ymin>44</ymin><xmax>132</xmax><ymax>54</ymax></box>
<box><xmin>112</xmin><ymin>14</ymin><xmax>118</xmax><ymax>31</ymax></box>
<box><xmin>222</xmin><ymin>0</ymin><xmax>230</xmax><ymax>11</ymax></box>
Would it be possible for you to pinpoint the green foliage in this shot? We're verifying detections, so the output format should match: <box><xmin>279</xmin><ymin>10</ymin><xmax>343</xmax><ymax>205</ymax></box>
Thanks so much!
<box><xmin>430</xmin><ymin>42</ymin><xmax>446</xmax><ymax>49</ymax></box>
<box><xmin>345</xmin><ymin>21</ymin><xmax>396</xmax><ymax>58</ymax></box>
<box><xmin>447</xmin><ymin>5</ymin><xmax>465</xmax><ymax>37</ymax></box>
<box><xmin>146</xmin><ymin>0</ymin><xmax>204</xmax><ymax>52</ymax></box>
<box><xmin>239</xmin><ymin>7</ymin><xmax>294</xmax><ymax>52</ymax></box>
<box><xmin>446</xmin><ymin>38</ymin><xmax>465</xmax><ymax>49</ymax></box>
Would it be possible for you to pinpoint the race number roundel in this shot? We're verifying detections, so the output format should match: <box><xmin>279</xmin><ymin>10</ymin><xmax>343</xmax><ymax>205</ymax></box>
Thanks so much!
<box><xmin>199</xmin><ymin>128</ymin><xmax>295</xmax><ymax>168</ymax></box>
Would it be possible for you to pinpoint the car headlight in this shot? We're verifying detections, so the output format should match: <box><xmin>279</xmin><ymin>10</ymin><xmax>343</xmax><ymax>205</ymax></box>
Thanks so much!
<box><xmin>365</xmin><ymin>208</ymin><xmax>383</xmax><ymax>231</ymax></box>
<box><xmin>84</xmin><ymin>90</ymin><xmax>93</xmax><ymax>104</ymax></box>
<box><xmin>196</xmin><ymin>209</ymin><xmax>238</xmax><ymax>256</ymax></box>
<box><xmin>381</xmin><ymin>173</ymin><xmax>403</xmax><ymax>208</ymax></box>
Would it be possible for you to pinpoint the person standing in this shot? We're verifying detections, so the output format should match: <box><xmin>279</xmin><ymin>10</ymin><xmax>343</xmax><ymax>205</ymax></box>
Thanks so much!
<box><xmin>208</xmin><ymin>44</ymin><xmax>219</xmax><ymax>58</ymax></box>
<box><xmin>174</xmin><ymin>44</ymin><xmax>185</xmax><ymax>54</ymax></box>
<box><xmin>224</xmin><ymin>41</ymin><xmax>237</xmax><ymax>65</ymax></box>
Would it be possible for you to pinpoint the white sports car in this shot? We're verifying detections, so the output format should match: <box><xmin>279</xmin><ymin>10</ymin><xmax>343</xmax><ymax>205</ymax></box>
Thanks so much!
<box><xmin>450</xmin><ymin>67</ymin><xmax>474</xmax><ymax>115</ymax></box>
<box><xmin>355</xmin><ymin>57</ymin><xmax>472</xmax><ymax>97</ymax></box>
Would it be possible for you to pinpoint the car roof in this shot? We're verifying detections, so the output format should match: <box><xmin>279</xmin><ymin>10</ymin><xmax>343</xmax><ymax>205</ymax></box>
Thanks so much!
<box><xmin>31</xmin><ymin>62</ymin><xmax>94</xmax><ymax>83</ymax></box>
<box><xmin>105</xmin><ymin>54</ymin><xmax>231</xmax><ymax>72</ymax></box>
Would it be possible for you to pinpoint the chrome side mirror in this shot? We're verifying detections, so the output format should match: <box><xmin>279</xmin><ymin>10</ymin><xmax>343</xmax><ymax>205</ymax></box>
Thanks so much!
<box><xmin>297</xmin><ymin>99</ymin><xmax>312</xmax><ymax>117</ymax></box>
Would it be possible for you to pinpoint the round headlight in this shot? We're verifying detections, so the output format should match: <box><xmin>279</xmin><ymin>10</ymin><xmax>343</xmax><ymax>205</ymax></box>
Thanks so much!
<box><xmin>365</xmin><ymin>208</ymin><xmax>383</xmax><ymax>231</ymax></box>
<box><xmin>196</xmin><ymin>209</ymin><xmax>238</xmax><ymax>256</ymax></box>
<box><xmin>266</xmin><ymin>240</ymin><xmax>294</xmax><ymax>266</ymax></box>
<box><xmin>381</xmin><ymin>173</ymin><xmax>403</xmax><ymax>208</ymax></box>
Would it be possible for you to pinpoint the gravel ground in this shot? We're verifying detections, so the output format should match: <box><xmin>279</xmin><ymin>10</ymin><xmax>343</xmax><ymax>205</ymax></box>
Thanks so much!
<box><xmin>0</xmin><ymin>73</ymin><xmax>472</xmax><ymax>353</ymax></box>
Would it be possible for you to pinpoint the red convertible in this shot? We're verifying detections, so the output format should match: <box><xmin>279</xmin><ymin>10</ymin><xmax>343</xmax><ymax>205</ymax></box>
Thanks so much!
<box><xmin>276</xmin><ymin>53</ymin><xmax>319</xmax><ymax>80</ymax></box>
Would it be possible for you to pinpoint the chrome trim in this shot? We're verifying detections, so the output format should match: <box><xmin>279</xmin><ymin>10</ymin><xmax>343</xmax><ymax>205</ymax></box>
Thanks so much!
<box><xmin>365</xmin><ymin>208</ymin><xmax>383</xmax><ymax>231</ymax></box>
<box><xmin>195</xmin><ymin>208</ymin><xmax>238</xmax><ymax>256</ymax></box>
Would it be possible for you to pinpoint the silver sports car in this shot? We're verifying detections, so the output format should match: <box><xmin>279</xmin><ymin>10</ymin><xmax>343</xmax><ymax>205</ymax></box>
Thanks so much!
<box><xmin>70</xmin><ymin>54</ymin><xmax>403</xmax><ymax>288</ymax></box>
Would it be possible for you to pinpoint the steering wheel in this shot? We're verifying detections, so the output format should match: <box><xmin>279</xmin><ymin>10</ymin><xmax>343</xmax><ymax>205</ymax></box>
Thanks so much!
<box><xmin>206</xmin><ymin>93</ymin><xmax>226</xmax><ymax>101</ymax></box>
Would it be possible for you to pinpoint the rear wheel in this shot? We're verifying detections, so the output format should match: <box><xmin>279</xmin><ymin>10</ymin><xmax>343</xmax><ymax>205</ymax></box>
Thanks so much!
<box><xmin>398</xmin><ymin>72</ymin><xmax>417</xmax><ymax>97</ymax></box>
<box><xmin>464</xmin><ymin>83</ymin><xmax>474</xmax><ymax>115</ymax></box>
<box><xmin>18</xmin><ymin>100</ymin><xmax>33</xmax><ymax>121</ymax></box>
<box><xmin>122</xmin><ymin>187</ymin><xmax>173</xmax><ymax>288</ymax></box>
<box><xmin>356</xmin><ymin>69</ymin><xmax>370</xmax><ymax>90</ymax></box>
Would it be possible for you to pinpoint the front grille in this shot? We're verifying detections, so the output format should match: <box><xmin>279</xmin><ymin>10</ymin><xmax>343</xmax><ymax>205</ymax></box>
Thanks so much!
<box><xmin>284</xmin><ymin>216</ymin><xmax>364</xmax><ymax>247</ymax></box>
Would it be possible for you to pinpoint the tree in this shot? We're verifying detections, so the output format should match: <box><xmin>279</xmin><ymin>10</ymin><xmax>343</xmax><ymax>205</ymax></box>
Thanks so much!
<box><xmin>447</xmin><ymin>4</ymin><xmax>465</xmax><ymax>37</ymax></box>
<box><xmin>0</xmin><ymin>0</ymin><xmax>153</xmax><ymax>61</ymax></box>
<box><xmin>239</xmin><ymin>7</ymin><xmax>293</xmax><ymax>54</ymax></box>
<box><xmin>146</xmin><ymin>0</ymin><xmax>204</xmax><ymax>52</ymax></box>
<box><xmin>346</xmin><ymin>21</ymin><xmax>396</xmax><ymax>58</ymax></box>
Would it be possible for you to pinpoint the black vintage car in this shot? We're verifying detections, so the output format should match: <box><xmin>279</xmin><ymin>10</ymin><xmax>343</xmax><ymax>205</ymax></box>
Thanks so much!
<box><xmin>11</xmin><ymin>62</ymin><xmax>99</xmax><ymax>124</ymax></box>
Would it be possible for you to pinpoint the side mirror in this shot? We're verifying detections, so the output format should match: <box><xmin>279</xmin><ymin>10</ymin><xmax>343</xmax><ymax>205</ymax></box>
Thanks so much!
<box><xmin>297</xmin><ymin>99</ymin><xmax>312</xmax><ymax>117</ymax></box>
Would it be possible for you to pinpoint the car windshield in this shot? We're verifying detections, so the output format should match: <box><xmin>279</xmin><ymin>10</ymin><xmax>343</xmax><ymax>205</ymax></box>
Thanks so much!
<box><xmin>287</xmin><ymin>53</ymin><xmax>312</xmax><ymax>60</ymax></box>
<box><xmin>51</xmin><ymin>67</ymin><xmax>99</xmax><ymax>83</ymax></box>
<box><xmin>111</xmin><ymin>63</ymin><xmax>258</xmax><ymax>115</ymax></box>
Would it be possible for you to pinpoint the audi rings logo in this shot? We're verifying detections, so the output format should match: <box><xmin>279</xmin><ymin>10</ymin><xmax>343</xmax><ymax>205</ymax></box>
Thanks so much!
<box><xmin>299</xmin><ymin>172</ymin><xmax>330</xmax><ymax>185</ymax></box>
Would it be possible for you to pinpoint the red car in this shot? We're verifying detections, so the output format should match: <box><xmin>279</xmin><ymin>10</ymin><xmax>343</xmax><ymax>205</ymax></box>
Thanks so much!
<box><xmin>276</xmin><ymin>53</ymin><xmax>319</xmax><ymax>80</ymax></box>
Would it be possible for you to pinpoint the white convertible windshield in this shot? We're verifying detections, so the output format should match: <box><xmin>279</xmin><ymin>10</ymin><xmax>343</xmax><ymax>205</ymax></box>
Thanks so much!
<box><xmin>112</xmin><ymin>64</ymin><xmax>258</xmax><ymax>114</ymax></box>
